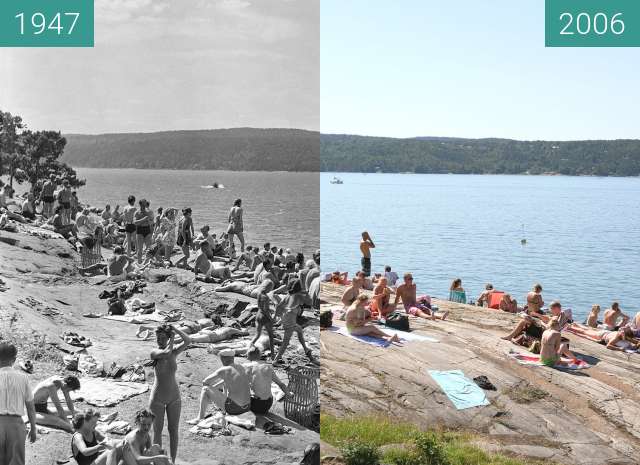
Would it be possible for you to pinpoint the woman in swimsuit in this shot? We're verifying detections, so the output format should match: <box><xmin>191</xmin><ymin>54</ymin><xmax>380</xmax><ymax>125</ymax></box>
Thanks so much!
<box><xmin>586</xmin><ymin>305</ymin><xmax>600</xmax><ymax>328</ymax></box>
<box><xmin>149</xmin><ymin>324</ymin><xmax>192</xmax><ymax>464</ymax></box>
<box><xmin>176</xmin><ymin>208</ymin><xmax>194</xmax><ymax>269</ymax></box>
<box><xmin>134</xmin><ymin>199</ymin><xmax>154</xmax><ymax>264</ymax></box>
<box><xmin>567</xmin><ymin>324</ymin><xmax>639</xmax><ymax>351</ymax></box>
<box><xmin>123</xmin><ymin>195</ymin><xmax>137</xmax><ymax>257</ymax></box>
<box><xmin>227</xmin><ymin>198</ymin><xmax>245</xmax><ymax>254</ymax></box>
<box><xmin>345</xmin><ymin>294</ymin><xmax>400</xmax><ymax>343</ymax></box>
<box><xmin>71</xmin><ymin>409</ymin><xmax>115</xmax><ymax>465</ymax></box>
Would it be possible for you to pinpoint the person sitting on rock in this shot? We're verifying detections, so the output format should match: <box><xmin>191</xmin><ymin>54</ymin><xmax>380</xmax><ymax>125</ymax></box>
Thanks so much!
<box><xmin>243</xmin><ymin>346</ymin><xmax>290</xmax><ymax>415</ymax></box>
<box><xmin>345</xmin><ymin>294</ymin><xmax>400</xmax><ymax>343</ymax></box>
<box><xmin>119</xmin><ymin>409</ymin><xmax>172</xmax><ymax>465</ymax></box>
<box><xmin>499</xmin><ymin>293</ymin><xmax>518</xmax><ymax>313</ymax></box>
<box><xmin>370</xmin><ymin>277</ymin><xmax>395</xmax><ymax>318</ymax></box>
<box><xmin>586</xmin><ymin>305</ymin><xmax>601</xmax><ymax>328</ymax></box>
<box><xmin>395</xmin><ymin>273</ymin><xmax>449</xmax><ymax>321</ymax></box>
<box><xmin>525</xmin><ymin>283</ymin><xmax>544</xmax><ymax>316</ymax></box>
<box><xmin>194</xmin><ymin>241</ymin><xmax>232</xmax><ymax>281</ymax></box>
<box><xmin>502</xmin><ymin>300</ymin><xmax>571</xmax><ymax>346</ymax></box>
<box><xmin>32</xmin><ymin>375</ymin><xmax>81</xmax><ymax>432</ymax></box>
<box><xmin>340</xmin><ymin>275</ymin><xmax>362</xmax><ymax>308</ymax></box>
<box><xmin>602</xmin><ymin>302</ymin><xmax>629</xmax><ymax>331</ymax></box>
<box><xmin>476</xmin><ymin>283</ymin><xmax>494</xmax><ymax>307</ymax></box>
<box><xmin>540</xmin><ymin>316</ymin><xmax>579</xmax><ymax>367</ymax></box>
<box><xmin>188</xmin><ymin>349</ymin><xmax>252</xmax><ymax>423</ymax></box>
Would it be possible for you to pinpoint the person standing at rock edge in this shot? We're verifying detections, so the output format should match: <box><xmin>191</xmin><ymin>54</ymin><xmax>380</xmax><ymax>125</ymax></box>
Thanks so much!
<box><xmin>360</xmin><ymin>231</ymin><xmax>375</xmax><ymax>277</ymax></box>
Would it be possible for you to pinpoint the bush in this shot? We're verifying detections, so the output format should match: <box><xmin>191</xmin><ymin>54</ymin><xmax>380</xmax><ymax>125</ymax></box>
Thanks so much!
<box><xmin>341</xmin><ymin>441</ymin><xmax>381</xmax><ymax>465</ymax></box>
<box><xmin>413</xmin><ymin>432</ymin><xmax>449</xmax><ymax>465</ymax></box>
<box><xmin>383</xmin><ymin>447</ymin><xmax>422</xmax><ymax>465</ymax></box>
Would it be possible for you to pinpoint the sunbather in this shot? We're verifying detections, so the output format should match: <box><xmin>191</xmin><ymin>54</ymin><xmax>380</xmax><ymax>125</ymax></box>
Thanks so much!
<box><xmin>243</xmin><ymin>346</ymin><xmax>290</xmax><ymax>415</ymax></box>
<box><xmin>215</xmin><ymin>278</ymin><xmax>274</xmax><ymax>298</ymax></box>
<box><xmin>499</xmin><ymin>293</ymin><xmax>518</xmax><ymax>313</ymax></box>
<box><xmin>586</xmin><ymin>305</ymin><xmax>600</xmax><ymax>328</ymax></box>
<box><xmin>345</xmin><ymin>294</ymin><xmax>400</xmax><ymax>343</ymax></box>
<box><xmin>120</xmin><ymin>409</ymin><xmax>172</xmax><ymax>465</ymax></box>
<box><xmin>525</xmin><ymin>284</ymin><xmax>544</xmax><ymax>315</ymax></box>
<box><xmin>71</xmin><ymin>409</ymin><xmax>117</xmax><ymax>465</ymax></box>
<box><xmin>448</xmin><ymin>278</ymin><xmax>467</xmax><ymax>304</ymax></box>
<box><xmin>395</xmin><ymin>273</ymin><xmax>449</xmax><ymax>321</ymax></box>
<box><xmin>32</xmin><ymin>375</ymin><xmax>81</xmax><ymax>432</ymax></box>
<box><xmin>476</xmin><ymin>283</ymin><xmax>493</xmax><ymax>307</ymax></box>
<box><xmin>149</xmin><ymin>324</ymin><xmax>192</xmax><ymax>463</ymax></box>
<box><xmin>340</xmin><ymin>276</ymin><xmax>362</xmax><ymax>307</ymax></box>
<box><xmin>501</xmin><ymin>300</ymin><xmax>570</xmax><ymax>345</ymax></box>
<box><xmin>540</xmin><ymin>317</ymin><xmax>578</xmax><ymax>367</ymax></box>
<box><xmin>194</xmin><ymin>241</ymin><xmax>232</xmax><ymax>280</ymax></box>
<box><xmin>602</xmin><ymin>302</ymin><xmax>629</xmax><ymax>331</ymax></box>
<box><xmin>567</xmin><ymin>324</ymin><xmax>640</xmax><ymax>351</ymax></box>
<box><xmin>174</xmin><ymin>326</ymin><xmax>248</xmax><ymax>344</ymax></box>
<box><xmin>370</xmin><ymin>277</ymin><xmax>394</xmax><ymax>317</ymax></box>
<box><xmin>188</xmin><ymin>349</ymin><xmax>252</xmax><ymax>423</ymax></box>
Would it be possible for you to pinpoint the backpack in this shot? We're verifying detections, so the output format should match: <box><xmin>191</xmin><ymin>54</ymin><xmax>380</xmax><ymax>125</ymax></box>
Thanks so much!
<box><xmin>385</xmin><ymin>311</ymin><xmax>410</xmax><ymax>332</ymax></box>
<box><xmin>319</xmin><ymin>310</ymin><xmax>333</xmax><ymax>328</ymax></box>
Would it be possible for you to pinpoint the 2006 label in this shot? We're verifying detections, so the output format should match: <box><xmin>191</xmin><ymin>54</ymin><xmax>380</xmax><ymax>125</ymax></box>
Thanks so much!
<box><xmin>559</xmin><ymin>12</ymin><xmax>624</xmax><ymax>35</ymax></box>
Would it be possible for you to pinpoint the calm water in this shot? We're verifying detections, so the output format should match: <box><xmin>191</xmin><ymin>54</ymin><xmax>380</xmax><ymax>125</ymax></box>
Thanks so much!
<box><xmin>68</xmin><ymin>169</ymin><xmax>320</xmax><ymax>257</ymax></box>
<box><xmin>321</xmin><ymin>173</ymin><xmax>640</xmax><ymax>321</ymax></box>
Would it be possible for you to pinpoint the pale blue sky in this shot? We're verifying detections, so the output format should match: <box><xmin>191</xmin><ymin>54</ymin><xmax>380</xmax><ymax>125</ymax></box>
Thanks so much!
<box><xmin>321</xmin><ymin>0</ymin><xmax>640</xmax><ymax>140</ymax></box>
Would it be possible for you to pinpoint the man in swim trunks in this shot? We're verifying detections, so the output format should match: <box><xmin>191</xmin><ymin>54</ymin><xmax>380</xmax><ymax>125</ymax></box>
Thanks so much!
<box><xmin>173</xmin><ymin>326</ymin><xmax>248</xmax><ymax>344</ymax></box>
<box><xmin>359</xmin><ymin>231</ymin><xmax>375</xmax><ymax>277</ymax></box>
<box><xmin>39</xmin><ymin>174</ymin><xmax>57</xmax><ymax>218</ymax></box>
<box><xmin>341</xmin><ymin>277</ymin><xmax>362</xmax><ymax>308</ymax></box>
<box><xmin>394</xmin><ymin>273</ymin><xmax>449</xmax><ymax>321</ymax></box>
<box><xmin>57</xmin><ymin>180</ymin><xmax>73</xmax><ymax>224</ymax></box>
<box><xmin>602</xmin><ymin>302</ymin><xmax>629</xmax><ymax>331</ymax></box>
<box><xmin>243</xmin><ymin>346</ymin><xmax>290</xmax><ymax>414</ymax></box>
<box><xmin>540</xmin><ymin>316</ymin><xmax>578</xmax><ymax>367</ymax></box>
<box><xmin>123</xmin><ymin>195</ymin><xmax>137</xmax><ymax>257</ymax></box>
<box><xmin>502</xmin><ymin>300</ymin><xmax>571</xmax><ymax>344</ymax></box>
<box><xmin>31</xmin><ymin>375</ymin><xmax>80</xmax><ymax>433</ymax></box>
<box><xmin>526</xmin><ymin>284</ymin><xmax>544</xmax><ymax>316</ymax></box>
<box><xmin>189</xmin><ymin>349</ymin><xmax>252</xmax><ymax>423</ymax></box>
<box><xmin>194</xmin><ymin>241</ymin><xmax>232</xmax><ymax>280</ymax></box>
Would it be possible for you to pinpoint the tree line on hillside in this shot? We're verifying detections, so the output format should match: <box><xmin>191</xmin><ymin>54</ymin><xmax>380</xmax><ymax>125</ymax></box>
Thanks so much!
<box><xmin>0</xmin><ymin>110</ymin><xmax>85</xmax><ymax>192</ymax></box>
<box><xmin>320</xmin><ymin>134</ymin><xmax>640</xmax><ymax>176</ymax></box>
<box><xmin>62</xmin><ymin>129</ymin><xmax>320</xmax><ymax>171</ymax></box>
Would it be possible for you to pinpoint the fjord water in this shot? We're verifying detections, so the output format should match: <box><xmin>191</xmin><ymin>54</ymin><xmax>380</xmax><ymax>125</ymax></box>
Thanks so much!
<box><xmin>75</xmin><ymin>168</ymin><xmax>319</xmax><ymax>257</ymax></box>
<box><xmin>321</xmin><ymin>172</ymin><xmax>640</xmax><ymax>321</ymax></box>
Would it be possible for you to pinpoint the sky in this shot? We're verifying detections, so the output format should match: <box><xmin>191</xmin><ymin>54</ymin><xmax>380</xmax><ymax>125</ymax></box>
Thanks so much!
<box><xmin>0</xmin><ymin>0</ymin><xmax>319</xmax><ymax>134</ymax></box>
<box><xmin>321</xmin><ymin>0</ymin><xmax>640</xmax><ymax>140</ymax></box>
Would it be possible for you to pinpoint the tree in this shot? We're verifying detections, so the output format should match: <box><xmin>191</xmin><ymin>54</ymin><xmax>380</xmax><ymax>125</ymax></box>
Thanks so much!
<box><xmin>0</xmin><ymin>111</ymin><xmax>26</xmax><ymax>188</ymax></box>
<box><xmin>20</xmin><ymin>130</ymin><xmax>85</xmax><ymax>193</ymax></box>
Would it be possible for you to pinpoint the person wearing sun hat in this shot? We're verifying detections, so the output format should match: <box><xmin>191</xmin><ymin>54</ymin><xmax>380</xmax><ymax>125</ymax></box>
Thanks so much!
<box><xmin>188</xmin><ymin>348</ymin><xmax>252</xmax><ymax>424</ymax></box>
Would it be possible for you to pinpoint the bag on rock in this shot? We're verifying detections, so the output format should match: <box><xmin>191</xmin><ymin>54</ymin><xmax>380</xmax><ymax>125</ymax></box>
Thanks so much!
<box><xmin>385</xmin><ymin>311</ymin><xmax>410</xmax><ymax>332</ymax></box>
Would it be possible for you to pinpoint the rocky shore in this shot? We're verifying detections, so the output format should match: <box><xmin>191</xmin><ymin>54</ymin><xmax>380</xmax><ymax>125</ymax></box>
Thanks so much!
<box><xmin>0</xmin><ymin>225</ymin><xmax>319</xmax><ymax>465</ymax></box>
<box><xmin>320</xmin><ymin>282</ymin><xmax>640</xmax><ymax>465</ymax></box>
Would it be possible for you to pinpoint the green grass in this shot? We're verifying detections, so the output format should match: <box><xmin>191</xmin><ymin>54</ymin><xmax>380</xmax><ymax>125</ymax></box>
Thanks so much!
<box><xmin>321</xmin><ymin>415</ymin><xmax>554</xmax><ymax>465</ymax></box>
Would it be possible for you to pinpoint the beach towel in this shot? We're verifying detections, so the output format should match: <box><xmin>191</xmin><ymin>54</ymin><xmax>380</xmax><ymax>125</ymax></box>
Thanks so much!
<box><xmin>70</xmin><ymin>378</ymin><xmax>149</xmax><ymax>407</ymax></box>
<box><xmin>428</xmin><ymin>370</ymin><xmax>490</xmax><ymax>410</ymax></box>
<box><xmin>507</xmin><ymin>351</ymin><xmax>590</xmax><ymax>370</ymax></box>
<box><xmin>328</xmin><ymin>325</ymin><xmax>438</xmax><ymax>347</ymax></box>
<box><xmin>104</xmin><ymin>309</ymin><xmax>183</xmax><ymax>324</ymax></box>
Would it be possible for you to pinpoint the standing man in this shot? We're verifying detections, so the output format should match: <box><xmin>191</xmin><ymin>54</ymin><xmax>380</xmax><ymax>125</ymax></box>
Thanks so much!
<box><xmin>57</xmin><ymin>180</ymin><xmax>72</xmax><ymax>225</ymax></box>
<box><xmin>0</xmin><ymin>343</ymin><xmax>37</xmax><ymax>465</ymax></box>
<box><xmin>359</xmin><ymin>231</ymin><xmax>375</xmax><ymax>277</ymax></box>
<box><xmin>40</xmin><ymin>174</ymin><xmax>57</xmax><ymax>218</ymax></box>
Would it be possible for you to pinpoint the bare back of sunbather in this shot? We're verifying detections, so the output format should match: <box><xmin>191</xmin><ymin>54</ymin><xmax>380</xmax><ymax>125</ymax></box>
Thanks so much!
<box><xmin>187</xmin><ymin>327</ymin><xmax>248</xmax><ymax>344</ymax></box>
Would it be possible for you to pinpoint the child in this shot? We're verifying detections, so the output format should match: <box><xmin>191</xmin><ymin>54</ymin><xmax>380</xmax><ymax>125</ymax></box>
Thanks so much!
<box><xmin>250</xmin><ymin>292</ymin><xmax>276</xmax><ymax>357</ymax></box>
<box><xmin>272</xmin><ymin>280</ymin><xmax>315</xmax><ymax>365</ymax></box>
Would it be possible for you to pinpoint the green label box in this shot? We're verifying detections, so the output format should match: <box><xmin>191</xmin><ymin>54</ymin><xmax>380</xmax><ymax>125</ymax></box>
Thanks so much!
<box><xmin>546</xmin><ymin>0</ymin><xmax>640</xmax><ymax>47</ymax></box>
<box><xmin>0</xmin><ymin>0</ymin><xmax>94</xmax><ymax>47</ymax></box>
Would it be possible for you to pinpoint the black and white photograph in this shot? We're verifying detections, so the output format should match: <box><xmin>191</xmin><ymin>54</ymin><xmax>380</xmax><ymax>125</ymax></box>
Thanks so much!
<box><xmin>0</xmin><ymin>1</ymin><xmax>320</xmax><ymax>464</ymax></box>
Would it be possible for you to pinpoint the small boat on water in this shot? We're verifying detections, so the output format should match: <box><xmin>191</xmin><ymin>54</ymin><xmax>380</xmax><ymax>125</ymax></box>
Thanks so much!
<box><xmin>200</xmin><ymin>182</ymin><xmax>225</xmax><ymax>189</ymax></box>
<box><xmin>329</xmin><ymin>176</ymin><xmax>343</xmax><ymax>184</ymax></box>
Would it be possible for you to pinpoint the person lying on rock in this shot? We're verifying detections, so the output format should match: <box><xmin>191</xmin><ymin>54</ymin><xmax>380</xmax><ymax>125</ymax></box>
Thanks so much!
<box><xmin>502</xmin><ymin>300</ymin><xmax>571</xmax><ymax>346</ymax></box>
<box><xmin>188</xmin><ymin>349</ymin><xmax>252</xmax><ymax>424</ymax></box>
<box><xmin>32</xmin><ymin>375</ymin><xmax>81</xmax><ymax>432</ymax></box>
<box><xmin>243</xmin><ymin>346</ymin><xmax>291</xmax><ymax>415</ymax></box>
<box><xmin>215</xmin><ymin>276</ymin><xmax>275</xmax><ymax>298</ymax></box>
<box><xmin>540</xmin><ymin>316</ymin><xmax>579</xmax><ymax>367</ymax></box>
<box><xmin>345</xmin><ymin>294</ymin><xmax>400</xmax><ymax>343</ymax></box>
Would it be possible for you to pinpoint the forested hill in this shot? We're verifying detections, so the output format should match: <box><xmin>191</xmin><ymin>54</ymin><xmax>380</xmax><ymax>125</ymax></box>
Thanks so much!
<box><xmin>61</xmin><ymin>128</ymin><xmax>319</xmax><ymax>171</ymax></box>
<box><xmin>320</xmin><ymin>134</ymin><xmax>640</xmax><ymax>176</ymax></box>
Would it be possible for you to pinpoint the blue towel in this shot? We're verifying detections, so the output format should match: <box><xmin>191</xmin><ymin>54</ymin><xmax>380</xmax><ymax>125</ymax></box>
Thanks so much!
<box><xmin>428</xmin><ymin>370</ymin><xmax>489</xmax><ymax>410</ymax></box>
